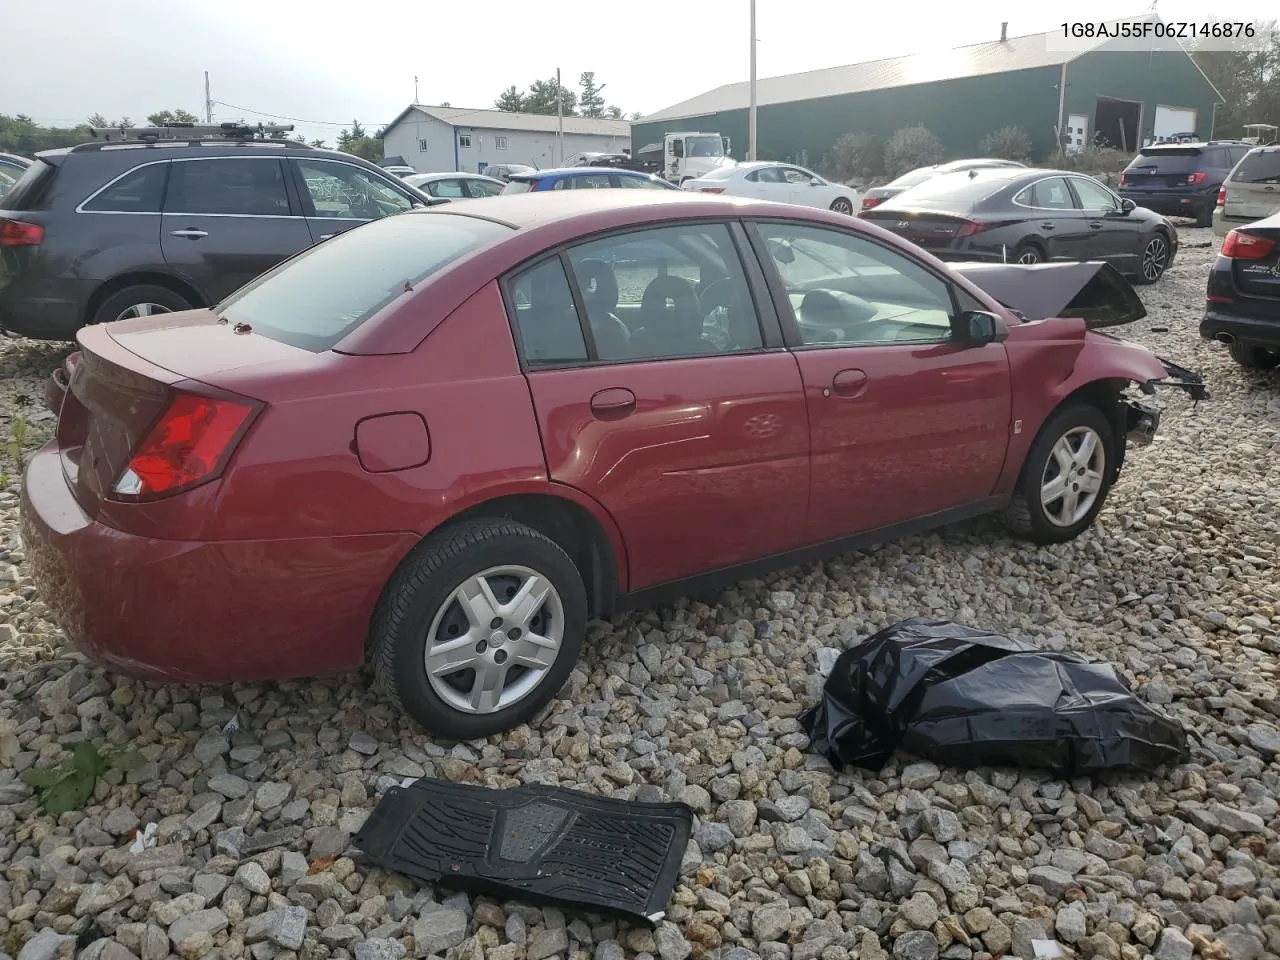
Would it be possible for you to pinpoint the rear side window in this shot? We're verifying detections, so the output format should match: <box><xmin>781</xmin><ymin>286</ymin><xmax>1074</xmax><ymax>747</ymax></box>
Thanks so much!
<box><xmin>0</xmin><ymin>158</ymin><xmax>56</xmax><ymax>210</ymax></box>
<box><xmin>507</xmin><ymin>258</ymin><xmax>589</xmax><ymax>366</ymax></box>
<box><xmin>82</xmin><ymin>163</ymin><xmax>169</xmax><ymax>213</ymax></box>
<box><xmin>502</xmin><ymin>179</ymin><xmax>535</xmax><ymax>194</ymax></box>
<box><xmin>166</xmin><ymin>158</ymin><xmax>291</xmax><ymax>216</ymax></box>
<box><xmin>216</xmin><ymin>212</ymin><xmax>511</xmax><ymax>351</ymax></box>
<box><xmin>887</xmin><ymin>171</ymin><xmax>1007</xmax><ymax>209</ymax></box>
<box><xmin>1127</xmin><ymin>148</ymin><xmax>1202</xmax><ymax>173</ymax></box>
<box><xmin>1233</xmin><ymin>149</ymin><xmax>1280</xmax><ymax>184</ymax></box>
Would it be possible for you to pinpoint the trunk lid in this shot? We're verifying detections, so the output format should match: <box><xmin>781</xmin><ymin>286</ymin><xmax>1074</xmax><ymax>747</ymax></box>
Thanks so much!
<box><xmin>948</xmin><ymin>261</ymin><xmax>1147</xmax><ymax>328</ymax></box>
<box><xmin>1122</xmin><ymin>148</ymin><xmax>1203</xmax><ymax>189</ymax></box>
<box><xmin>1224</xmin><ymin>148</ymin><xmax>1280</xmax><ymax>221</ymax></box>
<box><xmin>1230</xmin><ymin>224</ymin><xmax>1280</xmax><ymax>300</ymax></box>
<box><xmin>59</xmin><ymin>312</ymin><xmax>312</xmax><ymax>515</ymax></box>
<box><xmin>859</xmin><ymin>209</ymin><xmax>975</xmax><ymax>251</ymax></box>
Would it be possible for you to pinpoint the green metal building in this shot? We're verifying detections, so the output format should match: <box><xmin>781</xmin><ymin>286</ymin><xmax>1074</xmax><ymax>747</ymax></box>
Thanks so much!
<box><xmin>632</xmin><ymin>19</ymin><xmax>1225</xmax><ymax>167</ymax></box>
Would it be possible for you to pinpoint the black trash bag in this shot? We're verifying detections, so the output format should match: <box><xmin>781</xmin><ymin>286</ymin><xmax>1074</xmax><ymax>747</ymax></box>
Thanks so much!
<box><xmin>800</xmin><ymin>617</ymin><xmax>1190</xmax><ymax>777</ymax></box>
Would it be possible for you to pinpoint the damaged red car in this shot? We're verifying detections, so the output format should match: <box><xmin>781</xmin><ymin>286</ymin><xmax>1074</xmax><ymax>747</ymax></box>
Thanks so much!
<box><xmin>21</xmin><ymin>191</ymin><xmax>1207</xmax><ymax>739</ymax></box>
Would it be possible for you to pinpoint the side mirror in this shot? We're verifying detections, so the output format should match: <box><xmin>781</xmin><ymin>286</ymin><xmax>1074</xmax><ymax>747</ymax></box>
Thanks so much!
<box><xmin>957</xmin><ymin>310</ymin><xmax>1009</xmax><ymax>346</ymax></box>
<box><xmin>768</xmin><ymin>238</ymin><xmax>796</xmax><ymax>264</ymax></box>
<box><xmin>1120</xmin><ymin>197</ymin><xmax>1136</xmax><ymax>214</ymax></box>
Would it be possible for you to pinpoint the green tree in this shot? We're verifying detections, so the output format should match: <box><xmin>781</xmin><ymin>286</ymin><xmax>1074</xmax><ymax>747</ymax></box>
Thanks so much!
<box><xmin>146</xmin><ymin>109</ymin><xmax>200</xmax><ymax>126</ymax></box>
<box><xmin>0</xmin><ymin>115</ymin><xmax>94</xmax><ymax>155</ymax></box>
<box><xmin>630</xmin><ymin>111</ymin><xmax>643</xmax><ymax>121</ymax></box>
<box><xmin>310</xmin><ymin>138</ymin><xmax>328</xmax><ymax>148</ymax></box>
<box><xmin>1190</xmin><ymin>19</ymin><xmax>1280</xmax><ymax>136</ymax></box>
<box><xmin>606</xmin><ymin>105</ymin><xmax>624</xmax><ymax>119</ymax></box>
<box><xmin>495</xmin><ymin>86</ymin><xmax>527</xmax><ymax>112</ymax></box>
<box><xmin>828</xmin><ymin>132</ymin><xmax>884</xmax><ymax>180</ymax></box>
<box><xmin>86</xmin><ymin>113</ymin><xmax>109</xmax><ymax>128</ymax></box>
<box><xmin>884</xmin><ymin>125</ymin><xmax>944</xmax><ymax>176</ymax></box>
<box><xmin>337</xmin><ymin>119</ymin><xmax>381</xmax><ymax>161</ymax></box>
<box><xmin>979</xmin><ymin>125</ymin><xmax>1033</xmax><ymax>162</ymax></box>
<box><xmin>579</xmin><ymin>72</ymin><xmax>607</xmax><ymax>118</ymax></box>
<box><xmin>523</xmin><ymin>77</ymin><xmax>577</xmax><ymax>116</ymax></box>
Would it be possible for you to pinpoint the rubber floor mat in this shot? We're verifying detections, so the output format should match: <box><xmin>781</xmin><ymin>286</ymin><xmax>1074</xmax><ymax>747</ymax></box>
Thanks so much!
<box><xmin>353</xmin><ymin>777</ymin><xmax>694</xmax><ymax>925</ymax></box>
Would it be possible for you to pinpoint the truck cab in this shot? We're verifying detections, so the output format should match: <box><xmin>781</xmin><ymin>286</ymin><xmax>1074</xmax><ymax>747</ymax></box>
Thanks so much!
<box><xmin>632</xmin><ymin>133</ymin><xmax>735</xmax><ymax>185</ymax></box>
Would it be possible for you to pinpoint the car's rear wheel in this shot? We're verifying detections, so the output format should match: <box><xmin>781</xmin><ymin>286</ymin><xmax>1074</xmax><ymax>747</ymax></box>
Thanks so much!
<box><xmin>1007</xmin><ymin>403</ymin><xmax>1116</xmax><ymax>544</ymax></box>
<box><xmin>371</xmin><ymin>519</ymin><xmax>587</xmax><ymax>739</ymax></box>
<box><xmin>830</xmin><ymin>197</ymin><xmax>854</xmax><ymax>215</ymax></box>
<box><xmin>1012</xmin><ymin>241</ymin><xmax>1045</xmax><ymax>265</ymax></box>
<box><xmin>92</xmin><ymin>285</ymin><xmax>193</xmax><ymax>325</ymax></box>
<box><xmin>1229</xmin><ymin>342</ymin><xmax>1280</xmax><ymax>370</ymax></box>
<box><xmin>1133</xmin><ymin>233</ymin><xmax>1170</xmax><ymax>285</ymax></box>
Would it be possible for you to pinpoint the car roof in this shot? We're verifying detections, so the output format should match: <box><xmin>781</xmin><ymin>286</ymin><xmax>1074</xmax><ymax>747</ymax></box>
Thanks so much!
<box><xmin>517</xmin><ymin>166</ymin><xmax>655</xmax><ymax>179</ymax></box>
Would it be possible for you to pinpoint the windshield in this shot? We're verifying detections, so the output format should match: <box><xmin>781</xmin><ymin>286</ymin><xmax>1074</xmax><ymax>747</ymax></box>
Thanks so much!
<box><xmin>217</xmin><ymin>213</ymin><xmax>510</xmax><ymax>351</ymax></box>
<box><xmin>1127</xmin><ymin>148</ymin><xmax>1202</xmax><ymax>173</ymax></box>
<box><xmin>0</xmin><ymin>159</ymin><xmax>53</xmax><ymax>209</ymax></box>
<box><xmin>1233</xmin><ymin>148</ymin><xmax>1280</xmax><ymax>184</ymax></box>
<box><xmin>685</xmin><ymin>136</ymin><xmax>725</xmax><ymax>158</ymax></box>
<box><xmin>884</xmin><ymin>171</ymin><xmax>1008</xmax><ymax>209</ymax></box>
<box><xmin>700</xmin><ymin>166</ymin><xmax>738</xmax><ymax>181</ymax></box>
<box><xmin>502</xmin><ymin>179</ymin><xmax>535</xmax><ymax>194</ymax></box>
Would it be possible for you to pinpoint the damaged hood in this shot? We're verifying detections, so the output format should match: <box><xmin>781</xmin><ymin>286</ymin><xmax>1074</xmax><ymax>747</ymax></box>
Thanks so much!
<box><xmin>950</xmin><ymin>260</ymin><xmax>1147</xmax><ymax>329</ymax></box>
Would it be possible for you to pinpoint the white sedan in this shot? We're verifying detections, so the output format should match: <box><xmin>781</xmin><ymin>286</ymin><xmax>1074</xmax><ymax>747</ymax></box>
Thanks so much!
<box><xmin>682</xmin><ymin>161</ymin><xmax>858</xmax><ymax>214</ymax></box>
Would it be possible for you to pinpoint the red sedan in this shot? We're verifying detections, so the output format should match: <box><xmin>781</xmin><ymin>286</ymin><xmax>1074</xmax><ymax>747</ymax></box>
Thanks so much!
<box><xmin>22</xmin><ymin>191</ymin><xmax>1203</xmax><ymax>739</ymax></box>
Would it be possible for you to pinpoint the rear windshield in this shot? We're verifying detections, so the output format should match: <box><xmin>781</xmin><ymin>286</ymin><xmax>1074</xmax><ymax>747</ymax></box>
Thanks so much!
<box><xmin>1233</xmin><ymin>148</ymin><xmax>1280</xmax><ymax>184</ymax></box>
<box><xmin>216</xmin><ymin>212</ymin><xmax>511</xmax><ymax>351</ymax></box>
<box><xmin>1126</xmin><ymin>148</ymin><xmax>1202</xmax><ymax>173</ymax></box>
<box><xmin>883</xmin><ymin>171</ymin><xmax>1008</xmax><ymax>209</ymax></box>
<box><xmin>502</xmin><ymin>179</ymin><xmax>535</xmax><ymax>194</ymax></box>
<box><xmin>0</xmin><ymin>158</ymin><xmax>55</xmax><ymax>210</ymax></box>
<box><xmin>701</xmin><ymin>166</ymin><xmax>737</xmax><ymax>180</ymax></box>
<box><xmin>886</xmin><ymin>166</ymin><xmax>940</xmax><ymax>189</ymax></box>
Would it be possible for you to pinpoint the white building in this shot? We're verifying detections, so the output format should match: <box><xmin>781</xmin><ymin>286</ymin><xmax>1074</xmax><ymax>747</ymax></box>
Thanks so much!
<box><xmin>379</xmin><ymin>105</ymin><xmax>632</xmax><ymax>175</ymax></box>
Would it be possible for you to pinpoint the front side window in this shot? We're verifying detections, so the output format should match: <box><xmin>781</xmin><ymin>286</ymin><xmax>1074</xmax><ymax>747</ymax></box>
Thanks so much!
<box><xmin>166</xmin><ymin>158</ymin><xmax>290</xmax><ymax>216</ymax></box>
<box><xmin>754</xmin><ymin>222</ymin><xmax>955</xmax><ymax>346</ymax></box>
<box><xmin>781</xmin><ymin>167</ymin><xmax>818</xmax><ymax>184</ymax></box>
<box><xmin>82</xmin><ymin>162</ymin><xmax>169</xmax><ymax>213</ymax></box>
<box><xmin>466</xmin><ymin>178</ymin><xmax>504</xmax><ymax>197</ymax></box>
<box><xmin>748</xmin><ymin>167</ymin><xmax>784</xmax><ymax>184</ymax></box>
<box><xmin>296</xmin><ymin>159</ymin><xmax>414</xmax><ymax>220</ymax></box>
<box><xmin>615</xmin><ymin>175</ymin><xmax>669</xmax><ymax>190</ymax></box>
<box><xmin>572</xmin><ymin>174</ymin><xmax>613</xmax><ymax>189</ymax></box>
<box><xmin>429</xmin><ymin>178</ymin><xmax>467</xmax><ymax>198</ymax></box>
<box><xmin>565</xmin><ymin>223</ymin><xmax>762</xmax><ymax>361</ymax></box>
<box><xmin>1070</xmin><ymin>177</ymin><xmax>1120</xmax><ymax>212</ymax></box>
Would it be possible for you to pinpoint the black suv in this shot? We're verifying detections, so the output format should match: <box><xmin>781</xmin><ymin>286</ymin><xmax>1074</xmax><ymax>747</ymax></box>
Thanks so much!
<box><xmin>0</xmin><ymin>123</ymin><xmax>439</xmax><ymax>340</ymax></box>
<box><xmin>1117</xmin><ymin>140</ymin><xmax>1252</xmax><ymax>227</ymax></box>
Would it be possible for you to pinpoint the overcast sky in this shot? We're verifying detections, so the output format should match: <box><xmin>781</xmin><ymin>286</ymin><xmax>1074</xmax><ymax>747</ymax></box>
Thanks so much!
<box><xmin>3</xmin><ymin>0</ymin><xmax>1272</xmax><ymax>145</ymax></box>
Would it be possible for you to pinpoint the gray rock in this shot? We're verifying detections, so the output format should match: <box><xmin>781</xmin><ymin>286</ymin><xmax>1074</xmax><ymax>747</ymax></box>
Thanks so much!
<box><xmin>1152</xmin><ymin>927</ymin><xmax>1194</xmax><ymax>960</ymax></box>
<box><xmin>17</xmin><ymin>930</ymin><xmax>76</xmax><ymax>960</ymax></box>
<box><xmin>207</xmin><ymin>774</ymin><xmax>249</xmax><ymax>799</ymax></box>
<box><xmin>527</xmin><ymin>927</ymin><xmax>570</xmax><ymax>960</ymax></box>
<box><xmin>350</xmin><ymin>730</ymin><xmax>380</xmax><ymax>755</ymax></box>
<box><xmin>1055</xmin><ymin>903</ymin><xmax>1087</xmax><ymax>943</ymax></box>
<box><xmin>693</xmin><ymin>820</ymin><xmax>735</xmax><ymax>852</ymax></box>
<box><xmin>168</xmin><ymin>908</ymin><xmax>229</xmax><ymax>955</ymax></box>
<box><xmin>892</xmin><ymin>931</ymin><xmax>939</xmax><ymax>960</ymax></box>
<box><xmin>922</xmin><ymin>807</ymin><xmax>961</xmax><ymax>844</ymax></box>
<box><xmin>356</xmin><ymin>939</ymin><xmax>408</xmax><ymax>960</ymax></box>
<box><xmin>310</xmin><ymin>826</ymin><xmax>351</xmax><ymax>860</ymax></box>
<box><xmin>413</xmin><ymin>908</ymin><xmax>467</xmax><ymax>957</ymax></box>
<box><xmin>1245</xmin><ymin>723</ymin><xmax>1280</xmax><ymax>756</ymax></box>
<box><xmin>1028</xmin><ymin>864</ymin><xmax>1077</xmax><ymax>898</ymax></box>
<box><xmin>1218</xmin><ymin>865</ymin><xmax>1257</xmax><ymax>898</ymax></box>
<box><xmin>899</xmin><ymin>892</ymin><xmax>939</xmax><ymax>930</ymax></box>
<box><xmin>244</xmin><ymin>906</ymin><xmax>308</xmax><ymax>951</ymax></box>
<box><xmin>654</xmin><ymin>922</ymin><xmax>691</xmax><ymax>960</ymax></box>
<box><xmin>234</xmin><ymin>861</ymin><xmax>272</xmax><ymax>895</ymax></box>
<box><xmin>900</xmin><ymin>762</ymin><xmax>941</xmax><ymax>790</ymax></box>
<box><xmin>280</xmin><ymin>851</ymin><xmax>309</xmax><ymax>886</ymax></box>
<box><xmin>254</xmin><ymin>780</ymin><xmax>292</xmax><ymax>811</ymax></box>
<box><xmin>752</xmin><ymin>902</ymin><xmax>792</xmax><ymax>942</ymax></box>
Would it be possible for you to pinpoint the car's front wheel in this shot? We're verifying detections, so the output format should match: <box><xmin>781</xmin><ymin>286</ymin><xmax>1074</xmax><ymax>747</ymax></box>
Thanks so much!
<box><xmin>1229</xmin><ymin>342</ymin><xmax>1280</xmax><ymax>370</ymax></box>
<box><xmin>830</xmin><ymin>197</ymin><xmax>854</xmax><ymax>215</ymax></box>
<box><xmin>1007</xmin><ymin>403</ymin><xmax>1116</xmax><ymax>544</ymax></box>
<box><xmin>1132</xmin><ymin>233</ymin><xmax>1170</xmax><ymax>285</ymax></box>
<box><xmin>371</xmin><ymin>519</ymin><xmax>587</xmax><ymax>739</ymax></box>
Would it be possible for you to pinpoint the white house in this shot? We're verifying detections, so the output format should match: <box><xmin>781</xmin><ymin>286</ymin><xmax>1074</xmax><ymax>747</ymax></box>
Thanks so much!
<box><xmin>379</xmin><ymin>105</ymin><xmax>632</xmax><ymax>174</ymax></box>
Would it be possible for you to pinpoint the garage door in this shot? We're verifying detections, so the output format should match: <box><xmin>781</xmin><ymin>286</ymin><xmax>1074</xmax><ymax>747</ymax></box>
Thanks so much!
<box><xmin>1154</xmin><ymin>105</ymin><xmax>1197</xmax><ymax>140</ymax></box>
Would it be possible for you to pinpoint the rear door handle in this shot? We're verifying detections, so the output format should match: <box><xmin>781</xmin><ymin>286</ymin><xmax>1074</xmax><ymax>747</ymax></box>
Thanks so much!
<box><xmin>1040</xmin><ymin>222</ymin><xmax>1056</xmax><ymax>231</ymax></box>
<box><xmin>589</xmin><ymin>387</ymin><xmax>636</xmax><ymax>420</ymax></box>
<box><xmin>828</xmin><ymin>368</ymin><xmax>868</xmax><ymax>398</ymax></box>
<box><xmin>319</xmin><ymin>233</ymin><xmax>336</xmax><ymax>241</ymax></box>
<box><xmin>170</xmin><ymin>229</ymin><xmax>208</xmax><ymax>239</ymax></box>
<box><xmin>1088</xmin><ymin>221</ymin><xmax>1104</xmax><ymax>229</ymax></box>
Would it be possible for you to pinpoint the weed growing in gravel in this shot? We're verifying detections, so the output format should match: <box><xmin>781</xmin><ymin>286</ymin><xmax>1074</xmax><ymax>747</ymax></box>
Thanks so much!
<box><xmin>21</xmin><ymin>742</ymin><xmax>144</xmax><ymax>815</ymax></box>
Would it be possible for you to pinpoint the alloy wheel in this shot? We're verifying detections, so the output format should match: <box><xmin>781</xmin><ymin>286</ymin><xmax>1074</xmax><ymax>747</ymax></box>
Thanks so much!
<box><xmin>1017</xmin><ymin>248</ymin><xmax>1042</xmax><ymax>265</ymax></box>
<box><xmin>831</xmin><ymin>198</ymin><xmax>854</xmax><ymax>215</ymax></box>
<box><xmin>1141</xmin><ymin>236</ymin><xmax>1169</xmax><ymax>282</ymax></box>
<box><xmin>115</xmin><ymin>302</ymin><xmax>173</xmax><ymax>321</ymax></box>
<box><xmin>423</xmin><ymin>565</ymin><xmax>565</xmax><ymax>714</ymax></box>
<box><xmin>1040</xmin><ymin>426</ymin><xmax>1106</xmax><ymax>528</ymax></box>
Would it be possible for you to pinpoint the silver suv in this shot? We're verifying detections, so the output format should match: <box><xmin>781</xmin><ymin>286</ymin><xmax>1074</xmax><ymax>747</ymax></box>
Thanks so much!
<box><xmin>1213</xmin><ymin>146</ymin><xmax>1280</xmax><ymax>237</ymax></box>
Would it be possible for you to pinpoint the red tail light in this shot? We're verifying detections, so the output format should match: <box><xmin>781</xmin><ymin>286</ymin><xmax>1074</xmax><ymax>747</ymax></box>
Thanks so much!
<box><xmin>1216</xmin><ymin>186</ymin><xmax>1226</xmax><ymax>206</ymax></box>
<box><xmin>1221</xmin><ymin>230</ymin><xmax>1277</xmax><ymax>260</ymax></box>
<box><xmin>112</xmin><ymin>390</ymin><xmax>259</xmax><ymax>501</ymax></box>
<box><xmin>1118</xmin><ymin>174</ymin><xmax>1128</xmax><ymax>187</ymax></box>
<box><xmin>861</xmin><ymin>196</ymin><xmax>884</xmax><ymax>210</ymax></box>
<box><xmin>1186</xmin><ymin>171</ymin><xmax>1208</xmax><ymax>185</ymax></box>
<box><xmin>956</xmin><ymin>221</ymin><xmax>989</xmax><ymax>237</ymax></box>
<box><xmin>0</xmin><ymin>218</ymin><xmax>43</xmax><ymax>247</ymax></box>
<box><xmin>699</xmin><ymin>187</ymin><xmax>725</xmax><ymax>194</ymax></box>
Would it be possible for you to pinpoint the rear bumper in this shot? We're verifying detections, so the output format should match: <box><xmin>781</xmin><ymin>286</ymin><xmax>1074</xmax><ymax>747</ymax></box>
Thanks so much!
<box><xmin>20</xmin><ymin>443</ymin><xmax>416</xmax><ymax>684</ymax></box>
<box><xmin>1118</xmin><ymin>189</ymin><xmax>1212</xmax><ymax>219</ymax></box>
<box><xmin>0</xmin><ymin>292</ymin><xmax>84</xmax><ymax>341</ymax></box>
<box><xmin>1201</xmin><ymin>306</ymin><xmax>1280</xmax><ymax>348</ymax></box>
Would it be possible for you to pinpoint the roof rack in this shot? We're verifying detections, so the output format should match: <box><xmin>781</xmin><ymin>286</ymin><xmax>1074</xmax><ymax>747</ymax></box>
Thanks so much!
<box><xmin>87</xmin><ymin>121</ymin><xmax>300</xmax><ymax>144</ymax></box>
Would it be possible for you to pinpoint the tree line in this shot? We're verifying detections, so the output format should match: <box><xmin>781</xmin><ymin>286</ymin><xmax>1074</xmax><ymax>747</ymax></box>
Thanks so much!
<box><xmin>493</xmin><ymin>72</ymin><xmax>641</xmax><ymax>120</ymax></box>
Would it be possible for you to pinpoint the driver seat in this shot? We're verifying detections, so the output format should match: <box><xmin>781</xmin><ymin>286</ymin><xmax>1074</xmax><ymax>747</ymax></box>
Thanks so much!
<box><xmin>631</xmin><ymin>275</ymin><xmax>706</xmax><ymax>358</ymax></box>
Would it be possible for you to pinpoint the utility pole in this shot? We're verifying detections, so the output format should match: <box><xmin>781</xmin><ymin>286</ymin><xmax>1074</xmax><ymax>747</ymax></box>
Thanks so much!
<box><xmin>204</xmin><ymin>71</ymin><xmax>213</xmax><ymax>123</ymax></box>
<box><xmin>748</xmin><ymin>0</ymin><xmax>757</xmax><ymax>161</ymax></box>
<box><xmin>556</xmin><ymin>68</ymin><xmax>564</xmax><ymax>166</ymax></box>
<box><xmin>414</xmin><ymin>76</ymin><xmax>419</xmax><ymax>103</ymax></box>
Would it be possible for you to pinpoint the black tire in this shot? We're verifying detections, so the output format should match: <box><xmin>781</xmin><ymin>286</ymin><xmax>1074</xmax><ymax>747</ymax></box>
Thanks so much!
<box><xmin>830</xmin><ymin>197</ymin><xmax>855</xmax><ymax>215</ymax></box>
<box><xmin>91</xmin><ymin>285</ymin><xmax>193</xmax><ymax>325</ymax></box>
<box><xmin>1194</xmin><ymin>203</ymin><xmax>1213</xmax><ymax>228</ymax></box>
<box><xmin>1012</xmin><ymin>241</ymin><xmax>1045</xmax><ymax>265</ymax></box>
<box><xmin>1131</xmin><ymin>232</ymin><xmax>1171</xmax><ymax>285</ymax></box>
<box><xmin>1007</xmin><ymin>402</ymin><xmax>1116</xmax><ymax>545</ymax></box>
<box><xmin>370</xmin><ymin>519</ymin><xmax>588</xmax><ymax>740</ymax></box>
<box><xmin>1229</xmin><ymin>342</ymin><xmax>1280</xmax><ymax>370</ymax></box>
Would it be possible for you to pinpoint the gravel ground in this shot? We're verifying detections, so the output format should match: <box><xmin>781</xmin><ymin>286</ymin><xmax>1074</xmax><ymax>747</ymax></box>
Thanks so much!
<box><xmin>1</xmin><ymin>226</ymin><xmax>1279</xmax><ymax>960</ymax></box>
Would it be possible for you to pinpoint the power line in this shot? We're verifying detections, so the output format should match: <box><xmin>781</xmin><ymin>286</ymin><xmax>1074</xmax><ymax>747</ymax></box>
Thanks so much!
<box><xmin>212</xmin><ymin>100</ymin><xmax>393</xmax><ymax>129</ymax></box>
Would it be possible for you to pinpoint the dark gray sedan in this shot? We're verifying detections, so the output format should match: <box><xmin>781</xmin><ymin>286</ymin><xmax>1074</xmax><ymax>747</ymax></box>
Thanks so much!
<box><xmin>859</xmin><ymin>158</ymin><xmax>1025</xmax><ymax>214</ymax></box>
<box><xmin>860</xmin><ymin>167</ymin><xmax>1177</xmax><ymax>285</ymax></box>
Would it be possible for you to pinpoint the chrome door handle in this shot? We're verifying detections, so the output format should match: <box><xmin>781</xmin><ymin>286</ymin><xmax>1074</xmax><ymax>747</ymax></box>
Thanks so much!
<box><xmin>319</xmin><ymin>234</ymin><xmax>335</xmax><ymax>240</ymax></box>
<box><xmin>1088</xmin><ymin>221</ymin><xmax>1104</xmax><ymax>229</ymax></box>
<box><xmin>170</xmin><ymin>229</ymin><xmax>208</xmax><ymax>239</ymax></box>
<box><xmin>1040</xmin><ymin>223</ymin><xmax>1056</xmax><ymax>230</ymax></box>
